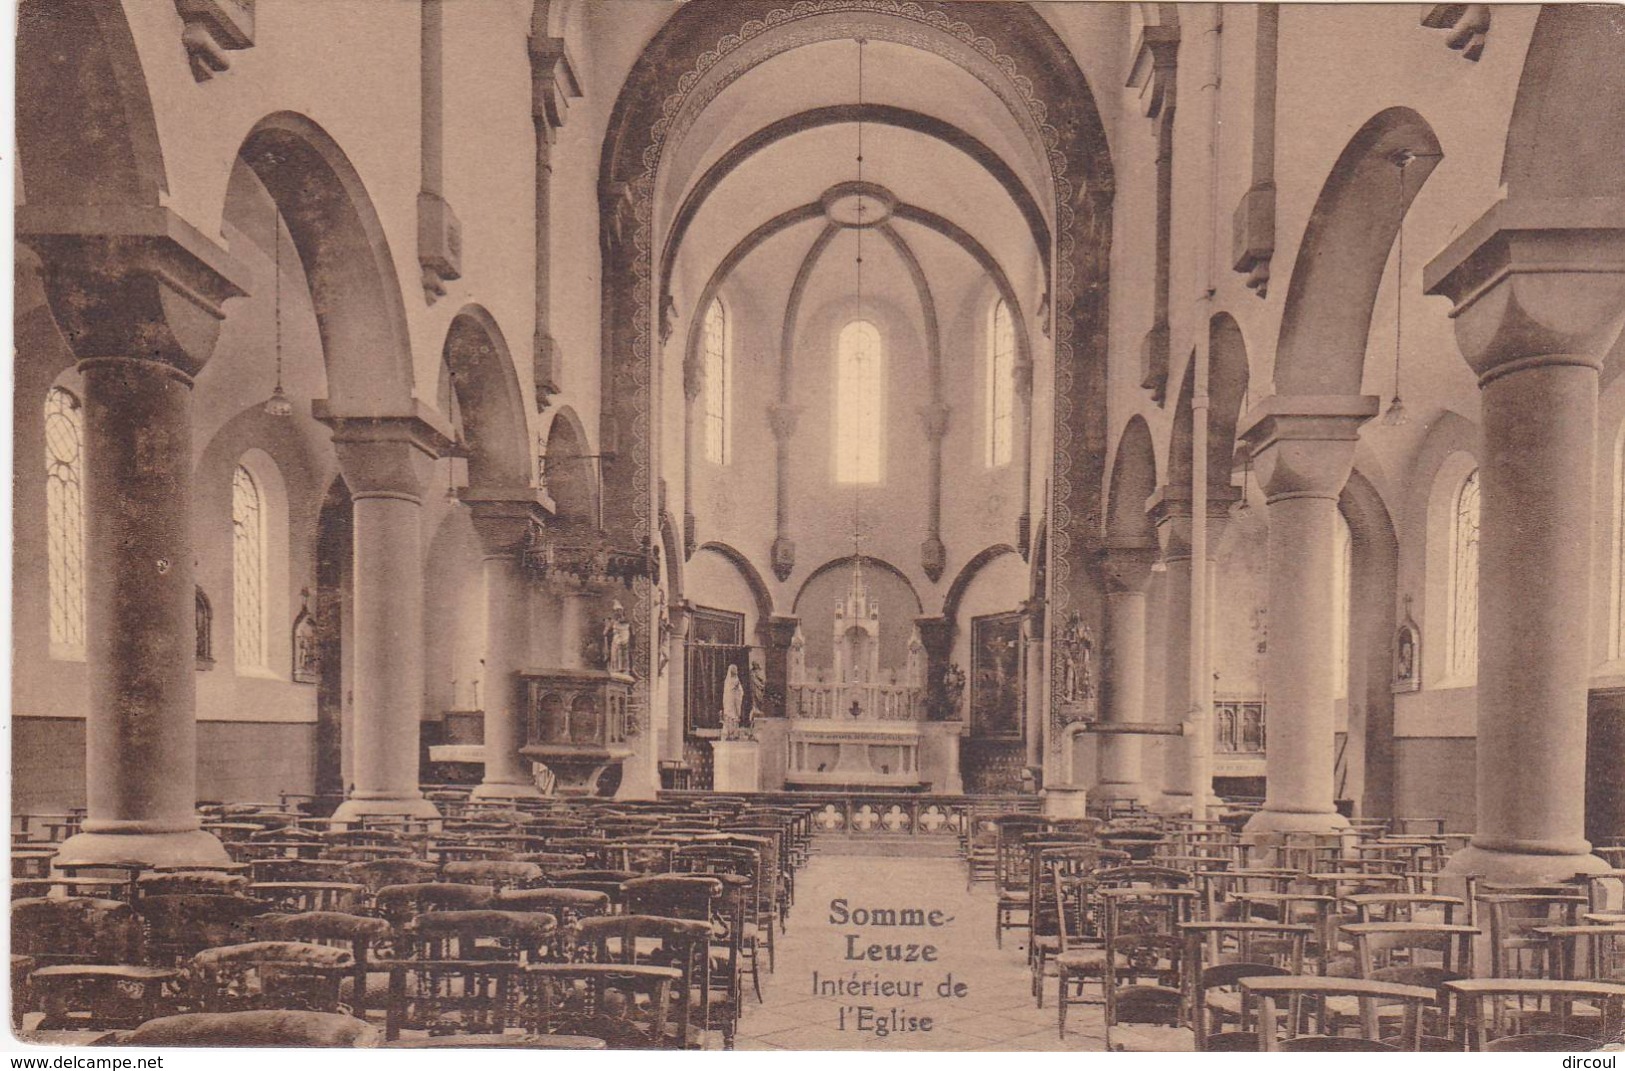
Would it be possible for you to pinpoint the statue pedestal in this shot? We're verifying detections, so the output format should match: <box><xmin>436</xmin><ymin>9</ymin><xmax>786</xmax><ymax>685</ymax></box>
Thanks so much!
<box><xmin>1044</xmin><ymin>785</ymin><xmax>1089</xmax><ymax>819</ymax></box>
<box><xmin>712</xmin><ymin>740</ymin><xmax>762</xmax><ymax>793</ymax></box>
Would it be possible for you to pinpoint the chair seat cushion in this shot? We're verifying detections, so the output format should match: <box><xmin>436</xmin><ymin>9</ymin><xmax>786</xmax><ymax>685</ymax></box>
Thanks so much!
<box><xmin>31</xmin><ymin>964</ymin><xmax>179</xmax><ymax>982</ymax></box>
<box><xmin>1056</xmin><ymin>949</ymin><xmax>1108</xmax><ymax>970</ymax></box>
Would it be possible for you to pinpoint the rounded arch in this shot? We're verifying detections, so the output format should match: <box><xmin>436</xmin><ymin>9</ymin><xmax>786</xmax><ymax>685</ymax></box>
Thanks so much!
<box><xmin>232</xmin><ymin>112</ymin><xmax>416</xmax><ymax>415</ymax></box>
<box><xmin>1106</xmin><ymin>416</ymin><xmax>1158</xmax><ymax>547</ymax></box>
<box><xmin>793</xmin><ymin>555</ymin><xmax>922</xmax><ymax>619</ymax></box>
<box><xmin>658</xmin><ymin>509</ymin><xmax>683</xmax><ymax>598</ymax></box>
<box><xmin>442</xmin><ymin>306</ymin><xmax>532</xmax><ymax>490</ymax></box>
<box><xmin>695</xmin><ymin>542</ymin><xmax>775</xmax><ymax>625</ymax></box>
<box><xmin>16</xmin><ymin>0</ymin><xmax>165</xmax><ymax>205</ymax></box>
<box><xmin>1503</xmin><ymin>7</ymin><xmax>1625</xmax><ymax>201</ymax></box>
<box><xmin>598</xmin><ymin>2</ymin><xmax>1115</xmax><ymax>692</ymax></box>
<box><xmin>659</xmin><ymin>104</ymin><xmax>1053</xmax><ymax>291</ymax></box>
<box><xmin>1208</xmin><ymin>313</ymin><xmax>1251</xmax><ymax>487</ymax></box>
<box><xmin>541</xmin><ymin>406</ymin><xmax>597</xmax><ymax>527</ymax></box>
<box><xmin>944</xmin><ymin>545</ymin><xmax>1019</xmax><ymax>623</ymax></box>
<box><xmin>1274</xmin><ymin>107</ymin><xmax>1443</xmax><ymax>396</ymax></box>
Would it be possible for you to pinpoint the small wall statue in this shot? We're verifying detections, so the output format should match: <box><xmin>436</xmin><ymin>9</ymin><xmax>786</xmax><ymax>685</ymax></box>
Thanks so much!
<box><xmin>1060</xmin><ymin>612</ymin><xmax>1095</xmax><ymax>702</ymax></box>
<box><xmin>603</xmin><ymin>600</ymin><xmax>633</xmax><ymax>675</ymax></box>
<box><xmin>720</xmin><ymin>663</ymin><xmax>750</xmax><ymax>739</ymax></box>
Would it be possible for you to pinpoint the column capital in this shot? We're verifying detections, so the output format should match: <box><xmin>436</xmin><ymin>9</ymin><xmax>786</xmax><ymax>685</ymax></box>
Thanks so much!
<box><xmin>463</xmin><ymin>490</ymin><xmax>547</xmax><ymax>556</ymax></box>
<box><xmin>315</xmin><ymin>404</ymin><xmax>456</xmax><ymax>502</ymax></box>
<box><xmin>1147</xmin><ymin>486</ymin><xmax>1232</xmax><ymax>559</ymax></box>
<box><xmin>913</xmin><ymin>615</ymin><xmax>955</xmax><ymax>658</ymax></box>
<box><xmin>17</xmin><ymin>203</ymin><xmax>249</xmax><ymax>376</ymax></box>
<box><xmin>1423</xmin><ymin>197</ymin><xmax>1625</xmax><ymax>381</ymax></box>
<box><xmin>1100</xmin><ymin>545</ymin><xmax>1160</xmax><ymax>594</ymax></box>
<box><xmin>767</xmin><ymin>403</ymin><xmax>802</xmax><ymax>442</ymax></box>
<box><xmin>756</xmin><ymin>615</ymin><xmax>801</xmax><ymax>649</ymax></box>
<box><xmin>1239</xmin><ymin>394</ymin><xmax>1378</xmax><ymax>502</ymax></box>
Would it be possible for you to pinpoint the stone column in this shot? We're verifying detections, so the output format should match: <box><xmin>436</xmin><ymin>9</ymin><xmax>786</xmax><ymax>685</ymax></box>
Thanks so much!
<box><xmin>319</xmin><ymin>412</ymin><xmax>452</xmax><ymax>824</ymax></box>
<box><xmin>467</xmin><ymin>496</ymin><xmax>543</xmax><ymax>801</ymax></box>
<box><xmin>1021</xmin><ymin>605</ymin><xmax>1046</xmax><ymax>776</ymax></box>
<box><xmin>664</xmin><ymin>600</ymin><xmax>692</xmax><ymax>763</ymax></box>
<box><xmin>557</xmin><ymin>583</ymin><xmax>596</xmax><ymax>671</ymax></box>
<box><xmin>1426</xmin><ymin>200</ymin><xmax>1623</xmax><ymax>884</ymax></box>
<box><xmin>1241</xmin><ymin>397</ymin><xmax>1377</xmax><ymax>836</ymax></box>
<box><xmin>914</xmin><ymin>615</ymin><xmax>955</xmax><ymax>718</ymax></box>
<box><xmin>757</xmin><ymin>615</ymin><xmax>801</xmax><ymax>720</ymax></box>
<box><xmin>768</xmin><ymin>405</ymin><xmax>800</xmax><ymax>581</ymax></box>
<box><xmin>1098</xmin><ymin>546</ymin><xmax>1159</xmax><ymax>802</ymax></box>
<box><xmin>920</xmin><ymin>403</ymin><xmax>950</xmax><ymax>582</ymax></box>
<box><xmin>21</xmin><ymin>206</ymin><xmax>246</xmax><ymax>868</ymax></box>
<box><xmin>1149</xmin><ymin>489</ymin><xmax>1194</xmax><ymax>812</ymax></box>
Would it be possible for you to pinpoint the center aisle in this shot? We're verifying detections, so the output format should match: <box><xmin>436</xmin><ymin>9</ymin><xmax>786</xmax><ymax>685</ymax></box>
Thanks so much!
<box><xmin>734</xmin><ymin>845</ymin><xmax>1192</xmax><ymax>1051</ymax></box>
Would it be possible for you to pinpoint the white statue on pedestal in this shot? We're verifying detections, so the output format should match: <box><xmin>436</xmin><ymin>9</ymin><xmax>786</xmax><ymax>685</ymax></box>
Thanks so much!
<box><xmin>721</xmin><ymin>663</ymin><xmax>745</xmax><ymax>739</ymax></box>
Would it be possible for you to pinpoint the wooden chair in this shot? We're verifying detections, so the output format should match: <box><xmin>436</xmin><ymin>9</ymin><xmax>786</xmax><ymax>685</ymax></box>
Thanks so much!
<box><xmin>248</xmin><ymin>881</ymin><xmax>366</xmax><ymax>914</ymax></box>
<box><xmin>1099</xmin><ymin>887</ymin><xmax>1197</xmax><ymax>1051</ymax></box>
<box><xmin>1540</xmin><ymin>923</ymin><xmax>1625</xmax><ymax>983</ymax></box>
<box><xmin>382</xmin><ymin>1032</ymin><xmax>605</xmax><ymax>1048</ymax></box>
<box><xmin>338</xmin><ymin>858</ymin><xmax>437</xmax><ymax>894</ymax></box>
<box><xmin>1179</xmin><ymin>921</ymin><xmax>1310</xmax><ymax>1051</ymax></box>
<box><xmin>250</xmin><ymin>911</ymin><xmax>393</xmax><ymax>1019</ymax></box>
<box><xmin>399</xmin><ymin>910</ymin><xmax>558</xmax><ymax>964</ymax></box>
<box><xmin>1241</xmin><ymin>975</ymin><xmax>1438</xmax><ymax>1051</ymax></box>
<box><xmin>189</xmin><ymin>941</ymin><xmax>354</xmax><ymax>1013</ymax></box>
<box><xmin>13</xmin><ymin>896</ymin><xmax>179</xmax><ymax>1031</ymax></box>
<box><xmin>993</xmin><ymin>814</ymin><xmax>1048</xmax><ymax>948</ymax></box>
<box><xmin>134</xmin><ymin>893</ymin><xmax>272</xmax><ymax>967</ymax></box>
<box><xmin>1476</xmin><ymin>890</ymin><xmax>1589</xmax><ymax>977</ymax></box>
<box><xmin>1444</xmin><ymin>977</ymin><xmax>1625</xmax><ymax>1050</ymax></box>
<box><xmin>440</xmin><ymin>860</ymin><xmax>545</xmax><ymax>891</ymax></box>
<box><xmin>372</xmin><ymin>882</ymin><xmax>493</xmax><ymax>927</ymax></box>
<box><xmin>97</xmin><ymin>1010</ymin><xmax>380</xmax><ymax>1047</ymax></box>
<box><xmin>673</xmin><ymin>843</ymin><xmax>768</xmax><ymax>1000</ymax></box>
<box><xmin>497</xmin><ymin>888</ymin><xmax>612</xmax><ymax>932</ymax></box>
<box><xmin>525</xmin><ymin>963</ymin><xmax>684</xmax><ymax>1048</ymax></box>
<box><xmin>383</xmin><ymin>959</ymin><xmax>527</xmax><ymax>1040</ymax></box>
<box><xmin>548</xmin><ymin>869</ymin><xmax>639</xmax><ymax>912</ymax></box>
<box><xmin>574</xmin><ymin>914</ymin><xmax>721</xmax><ymax>1047</ymax></box>
<box><xmin>249</xmin><ymin>858</ymin><xmax>353</xmax><ymax>885</ymax></box>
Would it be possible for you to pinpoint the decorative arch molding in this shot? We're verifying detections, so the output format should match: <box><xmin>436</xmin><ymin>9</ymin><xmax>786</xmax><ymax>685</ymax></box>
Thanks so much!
<box><xmin>658</xmin><ymin>103</ymin><xmax>1052</xmax><ymax>294</ymax></box>
<box><xmin>442</xmin><ymin>305</ymin><xmax>533</xmax><ymax>491</ymax></box>
<box><xmin>943</xmin><ymin>544</ymin><xmax>1019</xmax><ymax>624</ymax></box>
<box><xmin>16</xmin><ymin>0</ymin><xmax>167</xmax><ymax>206</ymax></box>
<box><xmin>695</xmin><ymin>541</ymin><xmax>776</xmax><ymax>626</ymax></box>
<box><xmin>1274</xmin><ymin>107</ymin><xmax>1442</xmax><ymax>396</ymax></box>
<box><xmin>1503</xmin><ymin>6</ymin><xmax>1625</xmax><ymax>202</ymax></box>
<box><xmin>601</xmin><ymin>0</ymin><xmax>1113</xmax><ymax>734</ymax></box>
<box><xmin>541</xmin><ymin>404</ymin><xmax>597</xmax><ymax>527</ymax></box>
<box><xmin>234</xmin><ymin>112</ymin><xmax>418</xmax><ymax>417</ymax></box>
<box><xmin>1105</xmin><ymin>415</ymin><xmax>1158</xmax><ymax>547</ymax></box>
<box><xmin>658</xmin><ymin>508</ymin><xmax>684</xmax><ymax>599</ymax></box>
<box><xmin>792</xmin><ymin>554</ymin><xmax>923</xmax><ymax>620</ymax></box>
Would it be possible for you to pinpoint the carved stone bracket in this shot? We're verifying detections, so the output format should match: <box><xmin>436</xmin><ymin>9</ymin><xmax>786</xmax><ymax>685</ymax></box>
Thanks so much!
<box><xmin>1422</xmin><ymin>5</ymin><xmax>1491</xmax><ymax>62</ymax></box>
<box><xmin>418</xmin><ymin>190</ymin><xmax>462</xmax><ymax>301</ymax></box>
<box><xmin>1126</xmin><ymin>23</ymin><xmax>1180</xmax><ymax>120</ymax></box>
<box><xmin>530</xmin><ymin>36</ymin><xmax>582</xmax><ymax>140</ymax></box>
<box><xmin>175</xmin><ymin>0</ymin><xmax>255</xmax><ymax>82</ymax></box>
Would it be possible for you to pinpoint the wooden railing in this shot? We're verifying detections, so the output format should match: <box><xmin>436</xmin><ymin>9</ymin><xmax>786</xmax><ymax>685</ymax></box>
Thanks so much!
<box><xmin>658</xmin><ymin>789</ymin><xmax>1041</xmax><ymax>837</ymax></box>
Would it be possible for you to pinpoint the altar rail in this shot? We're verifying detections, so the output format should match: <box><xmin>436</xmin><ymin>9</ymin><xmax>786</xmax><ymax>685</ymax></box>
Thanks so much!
<box><xmin>658</xmin><ymin>789</ymin><xmax>1040</xmax><ymax>837</ymax></box>
<box><xmin>789</xmin><ymin>683</ymin><xmax>921</xmax><ymax>721</ymax></box>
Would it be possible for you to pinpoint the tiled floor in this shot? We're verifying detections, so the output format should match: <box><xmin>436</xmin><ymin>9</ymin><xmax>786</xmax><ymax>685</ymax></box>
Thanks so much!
<box><xmin>735</xmin><ymin>843</ymin><xmax>1195</xmax><ymax>1052</ymax></box>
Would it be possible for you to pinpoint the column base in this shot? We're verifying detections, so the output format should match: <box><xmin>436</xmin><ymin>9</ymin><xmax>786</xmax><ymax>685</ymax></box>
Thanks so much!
<box><xmin>1437</xmin><ymin>841</ymin><xmax>1609</xmax><ymax>894</ymax></box>
<box><xmin>54</xmin><ymin>827</ymin><xmax>230</xmax><ymax>870</ymax></box>
<box><xmin>1091</xmin><ymin>779</ymin><xmax>1145</xmax><ymax>804</ymax></box>
<box><xmin>1043</xmin><ymin>786</ymin><xmax>1089</xmax><ymax>819</ymax></box>
<box><xmin>1242</xmin><ymin>807</ymin><xmax>1350</xmax><ymax>836</ymax></box>
<box><xmin>1149</xmin><ymin>790</ymin><xmax>1192</xmax><ymax>816</ymax></box>
<box><xmin>470</xmin><ymin>780</ymin><xmax>545</xmax><ymax>802</ymax></box>
<box><xmin>331</xmin><ymin>795</ymin><xmax>442</xmax><ymax>826</ymax></box>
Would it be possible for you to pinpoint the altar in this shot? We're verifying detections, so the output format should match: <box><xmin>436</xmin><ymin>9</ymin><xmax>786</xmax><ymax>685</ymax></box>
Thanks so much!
<box><xmin>771</xmin><ymin>560</ymin><xmax>959</xmax><ymax>792</ymax></box>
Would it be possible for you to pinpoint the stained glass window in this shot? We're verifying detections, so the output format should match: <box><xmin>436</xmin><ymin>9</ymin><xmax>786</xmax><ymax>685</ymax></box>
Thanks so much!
<box><xmin>1448</xmin><ymin>468</ymin><xmax>1480</xmax><ymax>680</ymax></box>
<box><xmin>703</xmin><ymin>298</ymin><xmax>730</xmax><ymax>465</ymax></box>
<box><xmin>834</xmin><ymin>320</ymin><xmax>883</xmax><ymax>484</ymax></box>
<box><xmin>45</xmin><ymin>387</ymin><xmax>85</xmax><ymax>653</ymax></box>
<box><xmin>233</xmin><ymin>465</ymin><xmax>267</xmax><ymax>670</ymax></box>
<box><xmin>987</xmin><ymin>299</ymin><xmax>1015</xmax><ymax>467</ymax></box>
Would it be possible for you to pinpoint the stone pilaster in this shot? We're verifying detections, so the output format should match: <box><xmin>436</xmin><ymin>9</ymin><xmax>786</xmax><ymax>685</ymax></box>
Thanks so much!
<box><xmin>768</xmin><ymin>404</ymin><xmax>800</xmax><ymax>581</ymax></box>
<box><xmin>920</xmin><ymin>403</ymin><xmax>951</xmax><ymax>582</ymax></box>
<box><xmin>1097</xmin><ymin>545</ymin><xmax>1159</xmax><ymax>802</ymax></box>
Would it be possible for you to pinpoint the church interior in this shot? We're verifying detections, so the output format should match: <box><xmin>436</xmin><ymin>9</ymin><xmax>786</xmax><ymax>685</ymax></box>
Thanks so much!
<box><xmin>10</xmin><ymin>0</ymin><xmax>1625</xmax><ymax>1052</ymax></box>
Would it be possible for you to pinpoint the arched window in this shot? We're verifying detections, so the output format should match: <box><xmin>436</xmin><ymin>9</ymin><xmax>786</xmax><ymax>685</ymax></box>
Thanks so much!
<box><xmin>986</xmin><ymin>298</ymin><xmax>1015</xmax><ymax>467</ymax></box>
<box><xmin>1447</xmin><ymin>468</ymin><xmax>1480</xmax><ymax>680</ymax></box>
<box><xmin>703</xmin><ymin>298</ymin><xmax>731</xmax><ymax>464</ymax></box>
<box><xmin>1332</xmin><ymin>510</ymin><xmax>1352</xmax><ymax>700</ymax></box>
<box><xmin>45</xmin><ymin>387</ymin><xmax>86</xmax><ymax>655</ymax></box>
<box><xmin>233</xmin><ymin>465</ymin><xmax>268</xmax><ymax>670</ymax></box>
<box><xmin>834</xmin><ymin>320</ymin><xmax>883</xmax><ymax>484</ymax></box>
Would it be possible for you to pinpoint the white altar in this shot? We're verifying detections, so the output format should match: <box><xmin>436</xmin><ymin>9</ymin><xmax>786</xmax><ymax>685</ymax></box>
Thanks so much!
<box><xmin>781</xmin><ymin>561</ymin><xmax>948</xmax><ymax>789</ymax></box>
